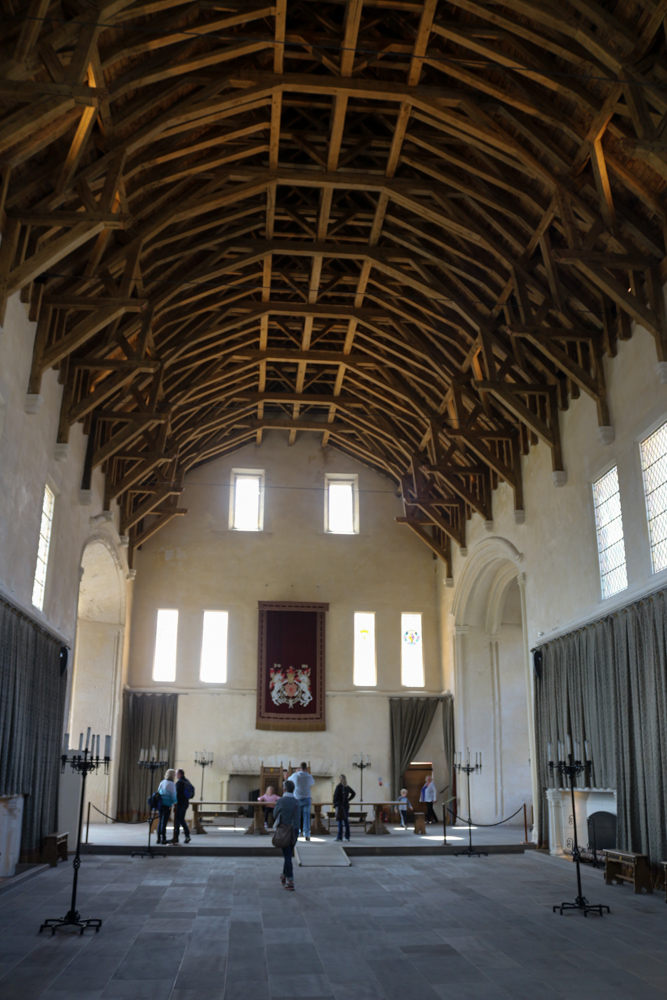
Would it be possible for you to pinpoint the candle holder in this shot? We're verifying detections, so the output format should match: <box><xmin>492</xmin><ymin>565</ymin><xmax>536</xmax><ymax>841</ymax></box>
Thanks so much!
<box><xmin>549</xmin><ymin>747</ymin><xmax>610</xmax><ymax>917</ymax></box>
<box><xmin>132</xmin><ymin>751</ymin><xmax>169</xmax><ymax>859</ymax></box>
<box><xmin>453</xmin><ymin>750</ymin><xmax>487</xmax><ymax>858</ymax></box>
<box><xmin>352</xmin><ymin>753</ymin><xmax>371</xmax><ymax>803</ymax></box>
<box><xmin>40</xmin><ymin>738</ymin><xmax>110</xmax><ymax>935</ymax></box>
<box><xmin>194</xmin><ymin>750</ymin><xmax>214</xmax><ymax>800</ymax></box>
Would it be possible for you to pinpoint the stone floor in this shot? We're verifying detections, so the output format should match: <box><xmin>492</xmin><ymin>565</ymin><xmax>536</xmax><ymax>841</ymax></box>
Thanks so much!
<box><xmin>0</xmin><ymin>851</ymin><xmax>666</xmax><ymax>1000</ymax></box>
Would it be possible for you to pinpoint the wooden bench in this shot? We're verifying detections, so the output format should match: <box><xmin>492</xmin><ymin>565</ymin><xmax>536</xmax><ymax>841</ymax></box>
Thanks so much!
<box><xmin>42</xmin><ymin>832</ymin><xmax>68</xmax><ymax>867</ymax></box>
<box><xmin>604</xmin><ymin>849</ymin><xmax>653</xmax><ymax>894</ymax></box>
<box><xmin>327</xmin><ymin>810</ymin><xmax>368</xmax><ymax>832</ymax></box>
<box><xmin>413</xmin><ymin>812</ymin><xmax>426</xmax><ymax>835</ymax></box>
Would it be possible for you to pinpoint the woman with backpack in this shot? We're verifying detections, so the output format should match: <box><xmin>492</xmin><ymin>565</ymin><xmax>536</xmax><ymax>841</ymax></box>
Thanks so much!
<box><xmin>157</xmin><ymin>768</ymin><xmax>177</xmax><ymax>845</ymax></box>
<box><xmin>173</xmin><ymin>768</ymin><xmax>194</xmax><ymax>843</ymax></box>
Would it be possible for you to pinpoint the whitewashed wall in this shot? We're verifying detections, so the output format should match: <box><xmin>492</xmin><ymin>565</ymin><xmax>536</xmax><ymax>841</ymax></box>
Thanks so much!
<box><xmin>440</xmin><ymin>322</ymin><xmax>667</xmax><ymax>825</ymax></box>
<box><xmin>0</xmin><ymin>292</ymin><xmax>131</xmax><ymax>810</ymax></box>
<box><xmin>127</xmin><ymin>435</ymin><xmax>446</xmax><ymax>801</ymax></box>
<box><xmin>0</xmin><ymin>293</ymin><xmax>122</xmax><ymax>639</ymax></box>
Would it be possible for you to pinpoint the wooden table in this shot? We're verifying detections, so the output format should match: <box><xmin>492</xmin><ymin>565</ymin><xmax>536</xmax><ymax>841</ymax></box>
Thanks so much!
<box><xmin>191</xmin><ymin>800</ymin><xmax>332</xmax><ymax>836</ymax></box>
<box><xmin>358</xmin><ymin>801</ymin><xmax>401</xmax><ymax>835</ymax></box>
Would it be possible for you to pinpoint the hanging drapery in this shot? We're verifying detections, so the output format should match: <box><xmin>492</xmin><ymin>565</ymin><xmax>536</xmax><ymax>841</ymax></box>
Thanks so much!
<box><xmin>116</xmin><ymin>692</ymin><xmax>178</xmax><ymax>822</ymax></box>
<box><xmin>389</xmin><ymin>697</ymin><xmax>441</xmax><ymax>798</ymax></box>
<box><xmin>441</xmin><ymin>693</ymin><xmax>457</xmax><ymax>822</ymax></box>
<box><xmin>535</xmin><ymin>589</ymin><xmax>667</xmax><ymax>863</ymax></box>
<box><xmin>0</xmin><ymin>596</ymin><xmax>67</xmax><ymax>858</ymax></box>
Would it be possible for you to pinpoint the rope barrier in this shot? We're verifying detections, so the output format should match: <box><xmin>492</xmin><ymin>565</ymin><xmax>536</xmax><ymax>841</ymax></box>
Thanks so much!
<box><xmin>444</xmin><ymin>802</ymin><xmax>526</xmax><ymax>827</ymax></box>
<box><xmin>90</xmin><ymin>803</ymin><xmax>136</xmax><ymax>824</ymax></box>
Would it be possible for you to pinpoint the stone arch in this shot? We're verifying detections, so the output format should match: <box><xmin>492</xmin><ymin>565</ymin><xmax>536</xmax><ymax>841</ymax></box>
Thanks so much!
<box><xmin>451</xmin><ymin>537</ymin><xmax>536</xmax><ymax>831</ymax></box>
<box><xmin>68</xmin><ymin>522</ymin><xmax>129</xmax><ymax>820</ymax></box>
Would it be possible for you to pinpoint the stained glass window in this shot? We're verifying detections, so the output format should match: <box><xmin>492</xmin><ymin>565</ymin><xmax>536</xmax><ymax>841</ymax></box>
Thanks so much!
<box><xmin>200</xmin><ymin>611</ymin><xmax>229</xmax><ymax>683</ymax></box>
<box><xmin>153</xmin><ymin>609</ymin><xmax>178</xmax><ymax>681</ymax></box>
<box><xmin>640</xmin><ymin>421</ymin><xmax>667</xmax><ymax>574</ymax></box>
<box><xmin>592</xmin><ymin>466</ymin><xmax>628</xmax><ymax>599</ymax></box>
<box><xmin>354</xmin><ymin>612</ymin><xmax>376</xmax><ymax>686</ymax></box>
<box><xmin>401</xmin><ymin>612</ymin><xmax>424</xmax><ymax>687</ymax></box>
<box><xmin>32</xmin><ymin>484</ymin><xmax>55</xmax><ymax>610</ymax></box>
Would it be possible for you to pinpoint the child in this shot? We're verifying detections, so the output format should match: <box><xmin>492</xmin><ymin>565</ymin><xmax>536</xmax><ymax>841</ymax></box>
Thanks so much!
<box><xmin>258</xmin><ymin>785</ymin><xmax>280</xmax><ymax>828</ymax></box>
<box><xmin>397</xmin><ymin>788</ymin><xmax>411</xmax><ymax>829</ymax></box>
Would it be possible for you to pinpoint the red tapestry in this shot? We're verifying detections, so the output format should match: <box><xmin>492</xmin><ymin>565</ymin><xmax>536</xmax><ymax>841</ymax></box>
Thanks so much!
<box><xmin>256</xmin><ymin>601</ymin><xmax>328</xmax><ymax>731</ymax></box>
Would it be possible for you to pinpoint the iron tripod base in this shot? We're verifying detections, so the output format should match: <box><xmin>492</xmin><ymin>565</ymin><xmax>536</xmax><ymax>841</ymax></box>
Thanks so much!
<box><xmin>553</xmin><ymin>896</ymin><xmax>610</xmax><ymax>917</ymax></box>
<box><xmin>454</xmin><ymin>845</ymin><xmax>488</xmax><ymax>858</ymax></box>
<box><xmin>39</xmin><ymin>909</ymin><xmax>102</xmax><ymax>936</ymax></box>
<box><xmin>131</xmin><ymin>810</ymin><xmax>165</xmax><ymax>859</ymax></box>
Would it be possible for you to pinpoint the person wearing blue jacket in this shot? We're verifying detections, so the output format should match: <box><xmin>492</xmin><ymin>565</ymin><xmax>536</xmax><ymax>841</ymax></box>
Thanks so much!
<box><xmin>273</xmin><ymin>780</ymin><xmax>300</xmax><ymax>891</ymax></box>
<box><xmin>157</xmin><ymin>769</ymin><xmax>177</xmax><ymax>845</ymax></box>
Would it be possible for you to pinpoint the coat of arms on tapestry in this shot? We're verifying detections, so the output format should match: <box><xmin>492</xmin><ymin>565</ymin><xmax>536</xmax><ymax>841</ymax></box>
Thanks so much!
<box><xmin>256</xmin><ymin>601</ymin><xmax>328</xmax><ymax>731</ymax></box>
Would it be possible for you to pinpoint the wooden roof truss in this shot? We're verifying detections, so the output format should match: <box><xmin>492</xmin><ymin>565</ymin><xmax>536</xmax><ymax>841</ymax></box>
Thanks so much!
<box><xmin>1</xmin><ymin>0</ymin><xmax>666</xmax><ymax>566</ymax></box>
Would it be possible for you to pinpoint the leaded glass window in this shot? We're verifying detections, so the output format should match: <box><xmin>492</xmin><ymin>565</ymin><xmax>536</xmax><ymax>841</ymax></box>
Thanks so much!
<box><xmin>592</xmin><ymin>466</ymin><xmax>628</xmax><ymax>599</ymax></box>
<box><xmin>32</xmin><ymin>484</ymin><xmax>55</xmax><ymax>610</ymax></box>
<box><xmin>153</xmin><ymin>609</ymin><xmax>178</xmax><ymax>681</ymax></box>
<box><xmin>640</xmin><ymin>421</ymin><xmax>667</xmax><ymax>574</ymax></box>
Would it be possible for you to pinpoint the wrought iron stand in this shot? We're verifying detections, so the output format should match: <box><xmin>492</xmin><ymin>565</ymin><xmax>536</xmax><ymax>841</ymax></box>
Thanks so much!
<box><xmin>454</xmin><ymin>755</ymin><xmax>487</xmax><ymax>858</ymax></box>
<box><xmin>194</xmin><ymin>750</ymin><xmax>214</xmax><ymax>800</ymax></box>
<box><xmin>550</xmin><ymin>753</ymin><xmax>610</xmax><ymax>917</ymax></box>
<box><xmin>40</xmin><ymin>745</ymin><xmax>110</xmax><ymax>935</ymax></box>
<box><xmin>132</xmin><ymin>757</ymin><xmax>168</xmax><ymax>859</ymax></box>
<box><xmin>352</xmin><ymin>753</ymin><xmax>371</xmax><ymax>802</ymax></box>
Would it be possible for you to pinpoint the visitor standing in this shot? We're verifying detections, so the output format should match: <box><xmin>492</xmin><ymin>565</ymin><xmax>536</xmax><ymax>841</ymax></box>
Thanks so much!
<box><xmin>333</xmin><ymin>774</ymin><xmax>356</xmax><ymax>841</ymax></box>
<box><xmin>273</xmin><ymin>779</ymin><xmax>300</xmax><ymax>891</ymax></box>
<box><xmin>421</xmin><ymin>775</ymin><xmax>438</xmax><ymax>824</ymax></box>
<box><xmin>288</xmin><ymin>762</ymin><xmax>315</xmax><ymax>840</ymax></box>
<box><xmin>173</xmin><ymin>768</ymin><xmax>192</xmax><ymax>843</ymax></box>
<box><xmin>157</xmin><ymin>768</ymin><xmax>177</xmax><ymax>845</ymax></box>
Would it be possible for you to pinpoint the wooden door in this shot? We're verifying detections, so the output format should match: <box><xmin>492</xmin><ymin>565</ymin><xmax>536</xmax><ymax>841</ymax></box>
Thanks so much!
<box><xmin>402</xmin><ymin>762</ymin><xmax>432</xmax><ymax>820</ymax></box>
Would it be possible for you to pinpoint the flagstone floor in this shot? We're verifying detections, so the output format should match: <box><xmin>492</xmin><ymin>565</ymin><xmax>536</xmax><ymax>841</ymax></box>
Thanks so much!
<box><xmin>0</xmin><ymin>850</ymin><xmax>665</xmax><ymax>1000</ymax></box>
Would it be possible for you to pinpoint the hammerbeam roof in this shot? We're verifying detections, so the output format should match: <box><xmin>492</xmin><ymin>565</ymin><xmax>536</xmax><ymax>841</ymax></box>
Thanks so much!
<box><xmin>1</xmin><ymin>0</ymin><xmax>666</xmax><ymax>567</ymax></box>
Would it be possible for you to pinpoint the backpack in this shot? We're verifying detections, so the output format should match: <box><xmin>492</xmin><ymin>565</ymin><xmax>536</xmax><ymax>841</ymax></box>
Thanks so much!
<box><xmin>183</xmin><ymin>779</ymin><xmax>195</xmax><ymax>800</ymax></box>
<box><xmin>148</xmin><ymin>789</ymin><xmax>162</xmax><ymax>810</ymax></box>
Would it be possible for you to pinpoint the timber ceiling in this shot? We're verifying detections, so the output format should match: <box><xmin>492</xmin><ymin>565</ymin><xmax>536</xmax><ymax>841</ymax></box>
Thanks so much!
<box><xmin>1</xmin><ymin>0</ymin><xmax>666</xmax><ymax>568</ymax></box>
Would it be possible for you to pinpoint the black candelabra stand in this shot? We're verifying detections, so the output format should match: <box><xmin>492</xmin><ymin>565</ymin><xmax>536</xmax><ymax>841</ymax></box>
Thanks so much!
<box><xmin>352</xmin><ymin>753</ymin><xmax>371</xmax><ymax>803</ymax></box>
<box><xmin>194</xmin><ymin>750</ymin><xmax>214</xmax><ymax>800</ymax></box>
<box><xmin>40</xmin><ymin>736</ymin><xmax>110</xmax><ymax>935</ymax></box>
<box><xmin>549</xmin><ymin>745</ymin><xmax>610</xmax><ymax>917</ymax></box>
<box><xmin>453</xmin><ymin>750</ymin><xmax>487</xmax><ymax>858</ymax></box>
<box><xmin>132</xmin><ymin>751</ymin><xmax>168</xmax><ymax>859</ymax></box>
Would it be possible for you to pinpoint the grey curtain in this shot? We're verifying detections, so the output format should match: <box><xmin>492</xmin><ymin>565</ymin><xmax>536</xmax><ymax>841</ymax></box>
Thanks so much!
<box><xmin>390</xmin><ymin>697</ymin><xmax>441</xmax><ymax>798</ymax></box>
<box><xmin>535</xmin><ymin>589</ymin><xmax>667</xmax><ymax>863</ymax></box>
<box><xmin>116</xmin><ymin>692</ymin><xmax>178</xmax><ymax>821</ymax></box>
<box><xmin>0</xmin><ymin>597</ymin><xmax>67</xmax><ymax>857</ymax></box>
<box><xmin>442</xmin><ymin>693</ymin><xmax>456</xmax><ymax>821</ymax></box>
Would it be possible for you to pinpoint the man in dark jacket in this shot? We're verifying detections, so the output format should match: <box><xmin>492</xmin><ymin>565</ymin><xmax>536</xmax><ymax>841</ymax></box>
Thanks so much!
<box><xmin>173</xmin><ymin>768</ymin><xmax>191</xmax><ymax>844</ymax></box>
<box><xmin>273</xmin><ymin>779</ymin><xmax>300</xmax><ymax>891</ymax></box>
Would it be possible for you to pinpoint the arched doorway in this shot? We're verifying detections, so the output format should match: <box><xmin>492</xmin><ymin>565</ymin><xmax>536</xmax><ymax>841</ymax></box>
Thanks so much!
<box><xmin>452</xmin><ymin>538</ymin><xmax>535</xmax><ymax>832</ymax></box>
<box><xmin>68</xmin><ymin>537</ymin><xmax>126</xmax><ymax>821</ymax></box>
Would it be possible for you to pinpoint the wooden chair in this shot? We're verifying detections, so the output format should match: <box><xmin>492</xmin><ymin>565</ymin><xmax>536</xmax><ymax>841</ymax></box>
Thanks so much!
<box><xmin>259</xmin><ymin>762</ymin><xmax>283</xmax><ymax>796</ymax></box>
